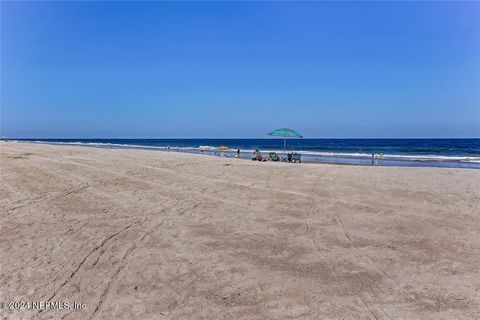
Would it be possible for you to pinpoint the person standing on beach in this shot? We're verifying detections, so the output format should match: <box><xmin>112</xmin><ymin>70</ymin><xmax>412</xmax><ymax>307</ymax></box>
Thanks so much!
<box><xmin>236</xmin><ymin>149</ymin><xmax>240</xmax><ymax>158</ymax></box>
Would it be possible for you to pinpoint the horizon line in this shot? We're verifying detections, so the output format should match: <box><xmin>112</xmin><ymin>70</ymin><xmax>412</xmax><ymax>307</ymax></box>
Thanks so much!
<box><xmin>7</xmin><ymin>137</ymin><xmax>480</xmax><ymax>140</ymax></box>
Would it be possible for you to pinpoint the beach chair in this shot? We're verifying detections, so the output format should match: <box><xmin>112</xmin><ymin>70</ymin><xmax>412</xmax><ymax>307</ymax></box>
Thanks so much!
<box><xmin>269</xmin><ymin>152</ymin><xmax>280</xmax><ymax>162</ymax></box>
<box><xmin>287</xmin><ymin>152</ymin><xmax>293</xmax><ymax>163</ymax></box>
<box><xmin>252</xmin><ymin>149</ymin><xmax>266</xmax><ymax>161</ymax></box>
<box><xmin>252</xmin><ymin>149</ymin><xmax>259</xmax><ymax>161</ymax></box>
<box><xmin>291</xmin><ymin>153</ymin><xmax>302</xmax><ymax>163</ymax></box>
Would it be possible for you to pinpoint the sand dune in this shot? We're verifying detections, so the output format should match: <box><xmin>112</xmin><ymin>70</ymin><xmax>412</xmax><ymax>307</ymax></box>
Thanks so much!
<box><xmin>1</xmin><ymin>142</ymin><xmax>479</xmax><ymax>319</ymax></box>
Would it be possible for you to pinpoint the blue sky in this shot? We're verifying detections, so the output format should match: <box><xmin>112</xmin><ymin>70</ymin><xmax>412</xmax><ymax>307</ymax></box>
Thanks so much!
<box><xmin>1</xmin><ymin>1</ymin><xmax>479</xmax><ymax>138</ymax></box>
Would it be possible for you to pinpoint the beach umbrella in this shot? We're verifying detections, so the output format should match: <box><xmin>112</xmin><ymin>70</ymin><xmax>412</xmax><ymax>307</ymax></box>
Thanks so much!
<box><xmin>217</xmin><ymin>146</ymin><xmax>229</xmax><ymax>156</ymax></box>
<box><xmin>267</xmin><ymin>128</ymin><xmax>303</xmax><ymax>153</ymax></box>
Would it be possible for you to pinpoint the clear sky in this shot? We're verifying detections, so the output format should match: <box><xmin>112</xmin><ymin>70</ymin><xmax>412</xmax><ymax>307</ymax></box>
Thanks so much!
<box><xmin>1</xmin><ymin>1</ymin><xmax>479</xmax><ymax>138</ymax></box>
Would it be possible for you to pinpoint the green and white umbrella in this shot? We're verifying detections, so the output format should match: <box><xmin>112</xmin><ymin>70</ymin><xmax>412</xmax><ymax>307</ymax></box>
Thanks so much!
<box><xmin>267</xmin><ymin>128</ymin><xmax>303</xmax><ymax>153</ymax></box>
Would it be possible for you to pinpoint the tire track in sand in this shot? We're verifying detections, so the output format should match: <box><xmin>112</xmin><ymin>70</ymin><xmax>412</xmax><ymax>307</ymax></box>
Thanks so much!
<box><xmin>87</xmin><ymin>201</ymin><xmax>201</xmax><ymax>320</ymax></box>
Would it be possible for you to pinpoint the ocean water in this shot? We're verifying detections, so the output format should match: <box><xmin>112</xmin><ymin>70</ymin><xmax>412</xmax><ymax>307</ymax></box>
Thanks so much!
<box><xmin>14</xmin><ymin>138</ymin><xmax>480</xmax><ymax>169</ymax></box>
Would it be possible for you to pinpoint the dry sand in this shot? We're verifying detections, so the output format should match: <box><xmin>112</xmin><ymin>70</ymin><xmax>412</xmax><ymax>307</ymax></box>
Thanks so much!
<box><xmin>1</xmin><ymin>142</ymin><xmax>479</xmax><ymax>320</ymax></box>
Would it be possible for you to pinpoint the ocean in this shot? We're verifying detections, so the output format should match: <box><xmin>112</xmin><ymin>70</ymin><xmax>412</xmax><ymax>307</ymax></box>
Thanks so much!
<box><xmin>14</xmin><ymin>138</ymin><xmax>480</xmax><ymax>169</ymax></box>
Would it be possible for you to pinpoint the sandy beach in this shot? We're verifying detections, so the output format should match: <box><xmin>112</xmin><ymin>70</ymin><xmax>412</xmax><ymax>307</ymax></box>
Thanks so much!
<box><xmin>1</xmin><ymin>142</ymin><xmax>479</xmax><ymax>320</ymax></box>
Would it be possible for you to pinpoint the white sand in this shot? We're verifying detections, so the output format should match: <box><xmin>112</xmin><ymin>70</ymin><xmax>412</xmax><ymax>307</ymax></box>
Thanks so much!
<box><xmin>1</xmin><ymin>142</ymin><xmax>479</xmax><ymax>319</ymax></box>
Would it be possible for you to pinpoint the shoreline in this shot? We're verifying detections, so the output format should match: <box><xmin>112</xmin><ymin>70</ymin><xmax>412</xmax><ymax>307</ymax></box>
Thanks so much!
<box><xmin>10</xmin><ymin>140</ymin><xmax>480</xmax><ymax>169</ymax></box>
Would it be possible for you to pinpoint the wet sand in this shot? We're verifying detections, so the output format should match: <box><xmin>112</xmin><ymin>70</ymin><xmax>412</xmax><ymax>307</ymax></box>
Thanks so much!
<box><xmin>1</xmin><ymin>142</ymin><xmax>479</xmax><ymax>319</ymax></box>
